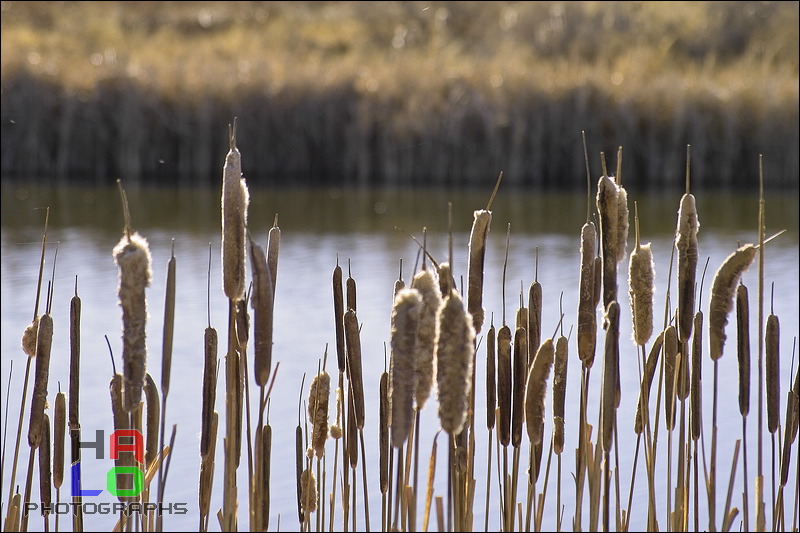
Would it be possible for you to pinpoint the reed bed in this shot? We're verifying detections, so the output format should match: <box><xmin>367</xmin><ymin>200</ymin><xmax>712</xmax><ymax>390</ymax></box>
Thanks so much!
<box><xmin>1</xmin><ymin>131</ymin><xmax>798</xmax><ymax>533</ymax></box>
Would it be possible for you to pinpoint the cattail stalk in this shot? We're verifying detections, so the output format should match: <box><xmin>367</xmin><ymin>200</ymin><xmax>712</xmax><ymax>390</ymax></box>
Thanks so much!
<box><xmin>390</xmin><ymin>288</ymin><xmax>422</xmax><ymax>447</ymax></box>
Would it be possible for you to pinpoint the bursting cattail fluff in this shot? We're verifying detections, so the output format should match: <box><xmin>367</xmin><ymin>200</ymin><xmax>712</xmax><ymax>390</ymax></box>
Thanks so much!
<box><xmin>329</xmin><ymin>387</ymin><xmax>343</xmax><ymax>440</ymax></box>
<box><xmin>597</xmin><ymin>174</ymin><xmax>619</xmax><ymax>308</ymax></box>
<box><xmin>676</xmin><ymin>194</ymin><xmax>699</xmax><ymax>342</ymax></box>
<box><xmin>412</xmin><ymin>269</ymin><xmax>442</xmax><ymax>410</ymax></box>
<box><xmin>497</xmin><ymin>325</ymin><xmax>512</xmax><ymax>446</ymax></box>
<box><xmin>525</xmin><ymin>338</ymin><xmax>554</xmax><ymax>446</ymax></box>
<box><xmin>308</xmin><ymin>371</ymin><xmax>330</xmax><ymax>458</ymax></box>
<box><xmin>437</xmin><ymin>262</ymin><xmax>453</xmax><ymax>297</ymax></box>
<box><xmin>250</xmin><ymin>240</ymin><xmax>273</xmax><ymax>387</ymax></box>
<box><xmin>221</xmin><ymin>133</ymin><xmax>249</xmax><ymax>300</ymax></box>
<box><xmin>113</xmin><ymin>231</ymin><xmax>152</xmax><ymax>412</ymax></box>
<box><xmin>616</xmin><ymin>185</ymin><xmax>629</xmax><ymax>262</ymax></box>
<box><xmin>766</xmin><ymin>313</ymin><xmax>780</xmax><ymax>433</ymax></box>
<box><xmin>578</xmin><ymin>222</ymin><xmax>597</xmax><ymax>367</ymax></box>
<box><xmin>467</xmin><ymin>210</ymin><xmax>491</xmax><ymax>333</ymax></box>
<box><xmin>28</xmin><ymin>313</ymin><xmax>53</xmax><ymax>448</ymax></box>
<box><xmin>390</xmin><ymin>288</ymin><xmax>422</xmax><ymax>446</ymax></box>
<box><xmin>736</xmin><ymin>285</ymin><xmax>750</xmax><ymax>416</ymax></box>
<box><xmin>300</xmin><ymin>468</ymin><xmax>317</xmax><ymax>514</ymax></box>
<box><xmin>21</xmin><ymin>316</ymin><xmax>39</xmax><ymax>357</ymax></box>
<box><xmin>709</xmin><ymin>244</ymin><xmax>757</xmax><ymax>360</ymax></box>
<box><xmin>628</xmin><ymin>242</ymin><xmax>655</xmax><ymax>346</ymax></box>
<box><xmin>553</xmin><ymin>335</ymin><xmax>568</xmax><ymax>454</ymax></box>
<box><xmin>435</xmin><ymin>289</ymin><xmax>476</xmax><ymax>435</ymax></box>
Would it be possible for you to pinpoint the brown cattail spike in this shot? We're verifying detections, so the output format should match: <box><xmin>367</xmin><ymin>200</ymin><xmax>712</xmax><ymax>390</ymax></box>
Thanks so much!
<box><xmin>553</xmin><ymin>335</ymin><xmax>568</xmax><ymax>454</ymax></box>
<box><xmin>467</xmin><ymin>210</ymin><xmax>492</xmax><ymax>334</ymax></box>
<box><xmin>635</xmin><ymin>331</ymin><xmax>664</xmax><ymax>434</ymax></box>
<box><xmin>300</xmin><ymin>468</ymin><xmax>317</xmax><ymax>515</ymax></box>
<box><xmin>511</xmin><ymin>326</ymin><xmax>528</xmax><ymax>447</ymax></box>
<box><xmin>379</xmin><ymin>372</ymin><xmax>389</xmax><ymax>494</ymax></box>
<box><xmin>525</xmin><ymin>338</ymin><xmax>555</xmax><ymax>446</ymax></box>
<box><xmin>709</xmin><ymin>244</ymin><xmax>757</xmax><ymax>360</ymax></box>
<box><xmin>308</xmin><ymin>371</ymin><xmax>331</xmax><ymax>458</ymax></box>
<box><xmin>411</xmin><ymin>269</ymin><xmax>442</xmax><ymax>410</ymax></box>
<box><xmin>597</xmin><ymin>174</ymin><xmax>619</xmax><ymax>308</ymax></box>
<box><xmin>578</xmin><ymin>222</ymin><xmax>597</xmax><ymax>367</ymax></box>
<box><xmin>143</xmin><ymin>374</ymin><xmax>159</xmax><ymax>469</ymax></box>
<box><xmin>486</xmin><ymin>323</ymin><xmax>497</xmax><ymax>431</ymax></box>
<box><xmin>38</xmin><ymin>413</ymin><xmax>52</xmax><ymax>516</ymax></box>
<box><xmin>333</xmin><ymin>263</ymin><xmax>346</xmax><ymax>372</ymax></box>
<box><xmin>28</xmin><ymin>313</ymin><xmax>54</xmax><ymax>448</ymax></box>
<box><xmin>497</xmin><ymin>325</ymin><xmax>512</xmax><ymax>447</ymax></box>
<box><xmin>676</xmin><ymin>193</ymin><xmax>699</xmax><ymax>343</ymax></box>
<box><xmin>663</xmin><ymin>325</ymin><xmax>679</xmax><ymax>431</ymax></box>
<box><xmin>113</xmin><ymin>231</ymin><xmax>152</xmax><ymax>412</ymax></box>
<box><xmin>53</xmin><ymin>391</ymin><xmax>66</xmax><ymax>489</ymax></box>
<box><xmin>344</xmin><ymin>309</ymin><xmax>365</xmax><ymax>429</ymax></box>
<box><xmin>736</xmin><ymin>284</ymin><xmax>751</xmax><ymax>417</ymax></box>
<box><xmin>390</xmin><ymin>288</ymin><xmax>422</xmax><ymax>447</ymax></box>
<box><xmin>528</xmin><ymin>282</ymin><xmax>542</xmax><ymax>368</ymax></box>
<box><xmin>766</xmin><ymin>312</ymin><xmax>780</xmax><ymax>433</ymax></box>
<box><xmin>435</xmin><ymin>290</ymin><xmax>476</xmax><ymax>435</ymax></box>
<box><xmin>221</xmin><ymin>124</ymin><xmax>249</xmax><ymax>301</ymax></box>
<box><xmin>69</xmin><ymin>291</ymin><xmax>81</xmax><ymax>430</ymax></box>
<box><xmin>250</xmin><ymin>240</ymin><xmax>274</xmax><ymax>387</ymax></box>
<box><xmin>690</xmin><ymin>312</ymin><xmax>704</xmax><ymax>441</ymax></box>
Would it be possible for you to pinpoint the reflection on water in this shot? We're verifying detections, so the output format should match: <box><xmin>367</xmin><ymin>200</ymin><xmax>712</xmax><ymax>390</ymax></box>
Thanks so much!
<box><xmin>1</xmin><ymin>185</ymin><xmax>798</xmax><ymax>532</ymax></box>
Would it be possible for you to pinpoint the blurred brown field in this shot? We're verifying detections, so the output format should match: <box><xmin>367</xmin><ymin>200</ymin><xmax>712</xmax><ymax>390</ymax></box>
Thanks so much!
<box><xmin>1</xmin><ymin>1</ymin><xmax>798</xmax><ymax>188</ymax></box>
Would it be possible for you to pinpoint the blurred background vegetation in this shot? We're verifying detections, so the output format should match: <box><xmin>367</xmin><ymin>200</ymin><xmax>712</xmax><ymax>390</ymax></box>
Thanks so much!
<box><xmin>1</xmin><ymin>1</ymin><xmax>798</xmax><ymax>189</ymax></box>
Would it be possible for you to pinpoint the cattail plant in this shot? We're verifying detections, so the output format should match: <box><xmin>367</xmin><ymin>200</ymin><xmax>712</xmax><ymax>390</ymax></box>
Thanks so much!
<box><xmin>143</xmin><ymin>373</ymin><xmax>159</xmax><ymax>470</ymax></box>
<box><xmin>596</xmin><ymin>169</ymin><xmax>619</xmax><ymax>308</ymax></box>
<box><xmin>222</xmin><ymin>123</ymin><xmax>249</xmax><ymax>301</ymax></box>
<box><xmin>344</xmin><ymin>309</ymin><xmax>365</xmax><ymax>430</ymax></box>
<box><xmin>411</xmin><ymin>269</ymin><xmax>442</xmax><ymax>411</ymax></box>
<box><xmin>663</xmin><ymin>324</ymin><xmax>679</xmax><ymax>431</ymax></box>
<box><xmin>526</xmin><ymin>338</ymin><xmax>555</xmax><ymax>447</ymax></box>
<box><xmin>38</xmin><ymin>413</ymin><xmax>51</xmax><ymax>527</ymax></box>
<box><xmin>201</xmin><ymin>326</ymin><xmax>217</xmax><ymax>459</ymax></box>
<box><xmin>53</xmin><ymin>388</ymin><xmax>65</xmax><ymax>527</ymax></box>
<box><xmin>736</xmin><ymin>283</ymin><xmax>752</xmax><ymax>530</ymax></box>
<box><xmin>634</xmin><ymin>331</ymin><xmax>664</xmax><ymax>435</ymax></box>
<box><xmin>553</xmin><ymin>336</ymin><xmax>568</xmax><ymax>454</ymax></box>
<box><xmin>528</xmin><ymin>281</ymin><xmax>542</xmax><ymax>368</ymax></box>
<box><xmin>766</xmin><ymin>309</ymin><xmax>780</xmax><ymax>435</ymax></box>
<box><xmin>68</xmin><ymin>282</ymin><xmax>83</xmax><ymax>532</ymax></box>
<box><xmin>629</xmin><ymin>206</ymin><xmax>655</xmax><ymax>346</ymax></box>
<box><xmin>511</xmin><ymin>327</ymin><xmax>528</xmax><ymax>448</ymax></box>
<box><xmin>676</xmin><ymin>192</ymin><xmax>699</xmax><ymax>344</ymax></box>
<box><xmin>379</xmin><ymin>371</ymin><xmax>389</xmax><ymax>496</ymax></box>
<box><xmin>250</xmin><ymin>239</ymin><xmax>274</xmax><ymax>387</ymax></box>
<box><xmin>435</xmin><ymin>289</ymin><xmax>475</xmax><ymax>436</ymax></box>
<box><xmin>497</xmin><ymin>325</ymin><xmax>513</xmax><ymax>448</ymax></box>
<box><xmin>301</xmin><ymin>467</ymin><xmax>318</xmax><ymax>516</ymax></box>
<box><xmin>390</xmin><ymin>288</ymin><xmax>422</xmax><ymax>447</ymax></box>
<box><xmin>199</xmin><ymin>412</ymin><xmax>218</xmax><ymax>532</ymax></box>
<box><xmin>109</xmin><ymin>373</ymin><xmax>131</xmax><ymax>500</ymax></box>
<box><xmin>578</xmin><ymin>222</ymin><xmax>598</xmax><ymax>368</ymax></box>
<box><xmin>28</xmin><ymin>313</ymin><xmax>53</xmax><ymax>449</ymax></box>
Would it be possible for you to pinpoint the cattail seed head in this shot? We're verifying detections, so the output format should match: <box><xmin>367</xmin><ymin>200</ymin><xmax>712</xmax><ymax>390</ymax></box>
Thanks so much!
<box><xmin>201</xmin><ymin>327</ymin><xmax>218</xmax><ymax>458</ymax></box>
<box><xmin>629</xmin><ymin>242</ymin><xmax>655</xmax><ymax>346</ymax></box>
<box><xmin>222</xmin><ymin>137</ymin><xmax>249</xmax><ymax>300</ymax></box>
<box><xmin>114</xmin><ymin>231</ymin><xmax>152</xmax><ymax>412</ymax></box>
<box><xmin>437</xmin><ymin>262</ymin><xmax>453</xmax><ymax>297</ymax></box>
<box><xmin>22</xmin><ymin>316</ymin><xmax>40</xmax><ymax>357</ymax></box>
<box><xmin>390</xmin><ymin>288</ymin><xmax>422</xmax><ymax>447</ymax></box>
<box><xmin>616</xmin><ymin>185</ymin><xmax>629</xmax><ymax>263</ymax></box>
<box><xmin>512</xmin><ymin>327</ymin><xmax>528</xmax><ymax>447</ymax></box>
<box><xmin>53</xmin><ymin>391</ymin><xmax>66</xmax><ymax>489</ymax></box>
<box><xmin>344</xmin><ymin>309</ymin><xmax>365</xmax><ymax>429</ymax></box>
<box><xmin>497</xmin><ymin>325</ymin><xmax>512</xmax><ymax>446</ymax></box>
<box><xmin>250</xmin><ymin>240</ymin><xmax>274</xmax><ymax>387</ymax></box>
<box><xmin>578</xmin><ymin>222</ymin><xmax>597</xmax><ymax>367</ymax></box>
<box><xmin>467</xmin><ymin>210</ymin><xmax>492</xmax><ymax>333</ymax></box>
<box><xmin>525</xmin><ymin>338</ymin><xmax>554</xmax><ymax>446</ymax></box>
<box><xmin>435</xmin><ymin>290</ymin><xmax>476</xmax><ymax>435</ymax></box>
<box><xmin>736</xmin><ymin>284</ymin><xmax>750</xmax><ymax>417</ymax></box>
<box><xmin>333</xmin><ymin>264</ymin><xmax>346</xmax><ymax>372</ymax></box>
<box><xmin>28</xmin><ymin>313</ymin><xmax>53</xmax><ymax>449</ymax></box>
<box><xmin>38</xmin><ymin>413</ymin><xmax>52</xmax><ymax>515</ymax></box>
<box><xmin>676</xmin><ymin>194</ymin><xmax>699</xmax><ymax>342</ymax></box>
<box><xmin>330</xmin><ymin>386</ymin><xmax>343</xmax><ymax>440</ymax></box>
<box><xmin>597</xmin><ymin>175</ymin><xmax>619</xmax><ymax>308</ymax></box>
<box><xmin>553</xmin><ymin>336</ymin><xmax>568</xmax><ymax>453</ymax></box>
<box><xmin>486</xmin><ymin>324</ymin><xmax>497</xmax><ymax>431</ymax></box>
<box><xmin>528</xmin><ymin>282</ymin><xmax>542</xmax><ymax>367</ymax></box>
<box><xmin>690</xmin><ymin>311</ymin><xmax>704</xmax><ymax>441</ymax></box>
<box><xmin>766</xmin><ymin>313</ymin><xmax>780</xmax><ymax>433</ymax></box>
<box><xmin>69</xmin><ymin>293</ymin><xmax>81</xmax><ymax>430</ymax></box>
<box><xmin>412</xmin><ymin>269</ymin><xmax>442</xmax><ymax>410</ymax></box>
<box><xmin>199</xmin><ymin>412</ymin><xmax>218</xmax><ymax>521</ymax></box>
<box><xmin>663</xmin><ymin>324</ymin><xmax>679</xmax><ymax>431</ymax></box>
<box><xmin>308</xmin><ymin>371</ymin><xmax>331</xmax><ymax>458</ymax></box>
<box><xmin>267</xmin><ymin>223</ymin><xmax>280</xmax><ymax>301</ymax></box>
<box><xmin>709</xmin><ymin>244</ymin><xmax>757</xmax><ymax>360</ymax></box>
<box><xmin>379</xmin><ymin>372</ymin><xmax>389</xmax><ymax>494</ymax></box>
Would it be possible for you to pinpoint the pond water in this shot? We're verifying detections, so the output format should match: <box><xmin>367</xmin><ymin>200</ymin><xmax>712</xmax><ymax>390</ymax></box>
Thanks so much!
<box><xmin>1</xmin><ymin>184</ymin><xmax>798</xmax><ymax>531</ymax></box>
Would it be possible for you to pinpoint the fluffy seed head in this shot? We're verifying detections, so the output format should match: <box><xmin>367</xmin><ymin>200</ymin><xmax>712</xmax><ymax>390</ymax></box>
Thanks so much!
<box><xmin>22</xmin><ymin>316</ymin><xmax>40</xmax><ymax>357</ymax></box>
<box><xmin>578</xmin><ymin>222</ymin><xmax>597</xmax><ymax>366</ymax></box>
<box><xmin>467</xmin><ymin>210</ymin><xmax>492</xmax><ymax>333</ymax></box>
<box><xmin>525</xmin><ymin>338</ymin><xmax>554</xmax><ymax>446</ymax></box>
<box><xmin>308</xmin><ymin>371</ymin><xmax>331</xmax><ymax>458</ymax></box>
<box><xmin>629</xmin><ymin>242</ymin><xmax>655</xmax><ymax>346</ymax></box>
<box><xmin>390</xmin><ymin>288</ymin><xmax>422</xmax><ymax>447</ymax></box>
<box><xmin>411</xmin><ymin>269</ymin><xmax>442</xmax><ymax>410</ymax></box>
<box><xmin>676</xmin><ymin>193</ymin><xmax>699</xmax><ymax>342</ymax></box>
<box><xmin>709</xmin><ymin>244</ymin><xmax>757</xmax><ymax>360</ymax></box>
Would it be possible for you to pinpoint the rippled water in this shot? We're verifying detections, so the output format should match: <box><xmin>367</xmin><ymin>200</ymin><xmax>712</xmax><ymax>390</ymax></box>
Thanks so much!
<box><xmin>2</xmin><ymin>184</ymin><xmax>798</xmax><ymax>531</ymax></box>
